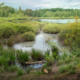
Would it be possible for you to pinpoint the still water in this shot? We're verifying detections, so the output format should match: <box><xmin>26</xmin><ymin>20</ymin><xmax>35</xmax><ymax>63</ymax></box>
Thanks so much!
<box><xmin>33</xmin><ymin>19</ymin><xmax>80</xmax><ymax>23</ymax></box>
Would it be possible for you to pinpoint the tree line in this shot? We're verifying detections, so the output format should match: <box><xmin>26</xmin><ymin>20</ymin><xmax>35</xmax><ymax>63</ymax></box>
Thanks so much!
<box><xmin>0</xmin><ymin>3</ymin><xmax>80</xmax><ymax>18</ymax></box>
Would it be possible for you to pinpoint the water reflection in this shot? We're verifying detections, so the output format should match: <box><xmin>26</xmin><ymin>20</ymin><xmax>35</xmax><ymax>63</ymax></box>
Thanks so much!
<box><xmin>33</xmin><ymin>19</ymin><xmax>79</xmax><ymax>23</ymax></box>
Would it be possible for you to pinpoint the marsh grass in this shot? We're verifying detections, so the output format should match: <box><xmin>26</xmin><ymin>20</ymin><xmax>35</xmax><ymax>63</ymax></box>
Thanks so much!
<box><xmin>51</xmin><ymin>45</ymin><xmax>59</xmax><ymax>59</ymax></box>
<box><xmin>8</xmin><ymin>65</ymin><xmax>19</xmax><ymax>72</ymax></box>
<box><xmin>59</xmin><ymin>64</ymin><xmax>73</xmax><ymax>73</ymax></box>
<box><xmin>17</xmin><ymin>50</ymin><xmax>30</xmax><ymax>63</ymax></box>
<box><xmin>17</xmin><ymin>69</ymin><xmax>24</xmax><ymax>76</ymax></box>
<box><xmin>31</xmin><ymin>49</ymin><xmax>44</xmax><ymax>61</ymax></box>
<box><xmin>68</xmin><ymin>70</ymin><xmax>76</xmax><ymax>75</ymax></box>
<box><xmin>45</xmin><ymin>54</ymin><xmax>54</xmax><ymax>66</ymax></box>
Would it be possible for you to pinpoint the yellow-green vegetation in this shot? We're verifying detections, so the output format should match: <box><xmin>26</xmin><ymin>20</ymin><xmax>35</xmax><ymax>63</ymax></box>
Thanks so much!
<box><xmin>42</xmin><ymin>23</ymin><xmax>60</xmax><ymax>33</ymax></box>
<box><xmin>31</xmin><ymin>49</ymin><xmax>44</xmax><ymax>61</ymax></box>
<box><xmin>0</xmin><ymin>18</ymin><xmax>46</xmax><ymax>46</ymax></box>
<box><xmin>16</xmin><ymin>50</ymin><xmax>30</xmax><ymax>63</ymax></box>
<box><xmin>59</xmin><ymin>21</ymin><xmax>80</xmax><ymax>50</ymax></box>
<box><xmin>21</xmin><ymin>31</ymin><xmax>35</xmax><ymax>41</ymax></box>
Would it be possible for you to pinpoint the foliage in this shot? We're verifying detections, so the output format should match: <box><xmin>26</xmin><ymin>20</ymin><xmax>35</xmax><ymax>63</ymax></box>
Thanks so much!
<box><xmin>59</xmin><ymin>22</ymin><xmax>80</xmax><ymax>50</ymax></box>
<box><xmin>21</xmin><ymin>31</ymin><xmax>35</xmax><ymax>41</ymax></box>
<box><xmin>31</xmin><ymin>49</ymin><xmax>44</xmax><ymax>61</ymax></box>
<box><xmin>42</xmin><ymin>23</ymin><xmax>60</xmax><ymax>34</ymax></box>
<box><xmin>17</xmin><ymin>50</ymin><xmax>30</xmax><ymax>63</ymax></box>
<box><xmin>17</xmin><ymin>25</ymin><xmax>35</xmax><ymax>34</ymax></box>
<box><xmin>36</xmin><ymin>71</ymin><xmax>43</xmax><ymax>76</ymax></box>
<box><xmin>8</xmin><ymin>66</ymin><xmax>19</xmax><ymax>72</ymax></box>
<box><xmin>0</xmin><ymin>3</ymin><xmax>80</xmax><ymax>18</ymax></box>
<box><xmin>68</xmin><ymin>70</ymin><xmax>76</xmax><ymax>75</ymax></box>
<box><xmin>59</xmin><ymin>64</ymin><xmax>73</xmax><ymax>73</ymax></box>
<box><xmin>41</xmin><ymin>63</ymin><xmax>48</xmax><ymax>72</ymax></box>
<box><xmin>7</xmin><ymin>36</ymin><xmax>14</xmax><ymax>46</ymax></box>
<box><xmin>45</xmin><ymin>54</ymin><xmax>54</xmax><ymax>66</ymax></box>
<box><xmin>0</xmin><ymin>26</ymin><xmax>17</xmax><ymax>38</ymax></box>
<box><xmin>17</xmin><ymin>69</ymin><xmax>24</xmax><ymax>76</ymax></box>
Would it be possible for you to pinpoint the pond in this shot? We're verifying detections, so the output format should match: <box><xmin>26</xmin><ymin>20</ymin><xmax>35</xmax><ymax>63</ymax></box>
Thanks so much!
<box><xmin>13</xmin><ymin>31</ymin><xmax>67</xmax><ymax>52</ymax></box>
<box><xmin>33</xmin><ymin>19</ymin><xmax>80</xmax><ymax>23</ymax></box>
<box><xmin>4</xmin><ymin>19</ymin><xmax>70</xmax><ymax>69</ymax></box>
<box><xmin>12</xmin><ymin>31</ymin><xmax>69</xmax><ymax>69</ymax></box>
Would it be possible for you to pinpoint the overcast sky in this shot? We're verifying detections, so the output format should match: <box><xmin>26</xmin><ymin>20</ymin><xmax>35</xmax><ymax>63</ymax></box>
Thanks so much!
<box><xmin>0</xmin><ymin>0</ymin><xmax>80</xmax><ymax>10</ymax></box>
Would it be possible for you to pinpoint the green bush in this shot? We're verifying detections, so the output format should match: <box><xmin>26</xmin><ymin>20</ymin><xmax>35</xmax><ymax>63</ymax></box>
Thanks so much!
<box><xmin>42</xmin><ymin>23</ymin><xmax>60</xmax><ymax>34</ymax></box>
<box><xmin>7</xmin><ymin>36</ymin><xmax>14</xmax><ymax>46</ymax></box>
<box><xmin>17</xmin><ymin>70</ymin><xmax>24</xmax><ymax>76</ymax></box>
<box><xmin>31</xmin><ymin>49</ymin><xmax>44</xmax><ymax>61</ymax></box>
<box><xmin>59</xmin><ymin>64</ymin><xmax>73</xmax><ymax>73</ymax></box>
<box><xmin>45</xmin><ymin>54</ymin><xmax>54</xmax><ymax>66</ymax></box>
<box><xmin>64</xmin><ymin>58</ymin><xmax>72</xmax><ymax>64</ymax></box>
<box><xmin>36</xmin><ymin>71</ymin><xmax>43</xmax><ymax>76</ymax></box>
<box><xmin>51</xmin><ymin>45</ymin><xmax>59</xmax><ymax>59</ymax></box>
<box><xmin>17</xmin><ymin>25</ymin><xmax>35</xmax><ymax>34</ymax></box>
<box><xmin>57</xmin><ymin>60</ymin><xmax>65</xmax><ymax>66</ymax></box>
<box><xmin>21</xmin><ymin>31</ymin><xmax>35</xmax><ymax>41</ymax></box>
<box><xmin>9</xmin><ymin>66</ymin><xmax>19</xmax><ymax>72</ymax></box>
<box><xmin>41</xmin><ymin>64</ymin><xmax>48</xmax><ymax>72</ymax></box>
<box><xmin>0</xmin><ymin>26</ymin><xmax>17</xmax><ymax>38</ymax></box>
<box><xmin>68</xmin><ymin>70</ymin><xmax>76</xmax><ymax>75</ymax></box>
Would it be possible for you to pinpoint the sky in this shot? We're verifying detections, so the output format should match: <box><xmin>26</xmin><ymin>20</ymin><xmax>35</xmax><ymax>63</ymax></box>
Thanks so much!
<box><xmin>0</xmin><ymin>0</ymin><xmax>80</xmax><ymax>10</ymax></box>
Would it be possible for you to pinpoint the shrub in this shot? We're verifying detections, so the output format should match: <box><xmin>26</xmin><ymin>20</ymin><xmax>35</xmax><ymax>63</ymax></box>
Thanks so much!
<box><xmin>68</xmin><ymin>70</ymin><xmax>76</xmax><ymax>75</ymax></box>
<box><xmin>31</xmin><ymin>49</ymin><xmax>44</xmax><ymax>61</ymax></box>
<box><xmin>17</xmin><ymin>25</ymin><xmax>35</xmax><ymax>34</ymax></box>
<box><xmin>21</xmin><ymin>31</ymin><xmax>35</xmax><ymax>41</ymax></box>
<box><xmin>8</xmin><ymin>49</ymin><xmax>16</xmax><ymax>64</ymax></box>
<box><xmin>0</xmin><ymin>56</ymin><xmax>9</xmax><ymax>66</ymax></box>
<box><xmin>36</xmin><ymin>71</ymin><xmax>43</xmax><ymax>76</ymax></box>
<box><xmin>7</xmin><ymin>36</ymin><xmax>14</xmax><ymax>46</ymax></box>
<box><xmin>17</xmin><ymin>70</ymin><xmax>24</xmax><ymax>76</ymax></box>
<box><xmin>57</xmin><ymin>60</ymin><xmax>64</xmax><ymax>66</ymax></box>
<box><xmin>45</xmin><ymin>54</ymin><xmax>54</xmax><ymax>66</ymax></box>
<box><xmin>17</xmin><ymin>50</ymin><xmax>30</xmax><ymax>63</ymax></box>
<box><xmin>41</xmin><ymin>64</ymin><xmax>48</xmax><ymax>72</ymax></box>
<box><xmin>27</xmin><ymin>67</ymin><xmax>31</xmax><ymax>74</ymax></box>
<box><xmin>59</xmin><ymin>64</ymin><xmax>73</xmax><ymax>73</ymax></box>
<box><xmin>64</xmin><ymin>58</ymin><xmax>72</xmax><ymax>64</ymax></box>
<box><xmin>51</xmin><ymin>45</ymin><xmax>59</xmax><ymax>59</ymax></box>
<box><xmin>0</xmin><ymin>26</ymin><xmax>17</xmax><ymax>38</ymax></box>
<box><xmin>42</xmin><ymin>23</ymin><xmax>60</xmax><ymax>34</ymax></box>
<box><xmin>9</xmin><ymin>66</ymin><xmax>18</xmax><ymax>72</ymax></box>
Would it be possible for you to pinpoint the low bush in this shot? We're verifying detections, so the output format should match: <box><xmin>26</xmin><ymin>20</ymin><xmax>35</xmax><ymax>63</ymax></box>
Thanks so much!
<box><xmin>45</xmin><ymin>54</ymin><xmax>54</xmax><ymax>66</ymax></box>
<box><xmin>0</xmin><ymin>26</ymin><xmax>17</xmax><ymax>38</ymax></box>
<box><xmin>36</xmin><ymin>71</ymin><xmax>43</xmax><ymax>76</ymax></box>
<box><xmin>68</xmin><ymin>70</ymin><xmax>76</xmax><ymax>75</ymax></box>
<box><xmin>17</xmin><ymin>69</ymin><xmax>24</xmax><ymax>76</ymax></box>
<box><xmin>42</xmin><ymin>23</ymin><xmax>60</xmax><ymax>34</ymax></box>
<box><xmin>21</xmin><ymin>31</ymin><xmax>35</xmax><ymax>41</ymax></box>
<box><xmin>7</xmin><ymin>36</ymin><xmax>15</xmax><ymax>46</ymax></box>
<box><xmin>59</xmin><ymin>64</ymin><xmax>73</xmax><ymax>73</ymax></box>
<box><xmin>17</xmin><ymin>25</ymin><xmax>35</xmax><ymax>34</ymax></box>
<box><xmin>51</xmin><ymin>45</ymin><xmax>59</xmax><ymax>59</ymax></box>
<box><xmin>9</xmin><ymin>66</ymin><xmax>19</xmax><ymax>72</ymax></box>
<box><xmin>57</xmin><ymin>60</ymin><xmax>65</xmax><ymax>66</ymax></box>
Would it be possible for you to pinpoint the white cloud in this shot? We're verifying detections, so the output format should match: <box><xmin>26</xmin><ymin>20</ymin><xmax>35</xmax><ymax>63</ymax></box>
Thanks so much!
<box><xmin>0</xmin><ymin>0</ymin><xmax>80</xmax><ymax>9</ymax></box>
